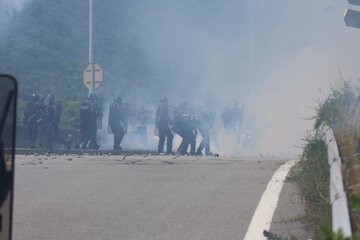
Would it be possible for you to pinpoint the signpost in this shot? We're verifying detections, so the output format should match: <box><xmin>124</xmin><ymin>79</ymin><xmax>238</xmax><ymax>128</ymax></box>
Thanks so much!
<box><xmin>345</xmin><ymin>9</ymin><xmax>360</xmax><ymax>28</ymax></box>
<box><xmin>83</xmin><ymin>63</ymin><xmax>103</xmax><ymax>90</ymax></box>
<box><xmin>349</xmin><ymin>0</ymin><xmax>360</xmax><ymax>6</ymax></box>
<box><xmin>345</xmin><ymin>1</ymin><xmax>360</xmax><ymax>29</ymax></box>
<box><xmin>84</xmin><ymin>0</ymin><xmax>103</xmax><ymax>94</ymax></box>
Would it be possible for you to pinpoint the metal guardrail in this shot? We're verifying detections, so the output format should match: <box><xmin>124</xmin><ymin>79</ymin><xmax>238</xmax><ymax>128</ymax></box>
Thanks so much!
<box><xmin>322</xmin><ymin>125</ymin><xmax>352</xmax><ymax>237</ymax></box>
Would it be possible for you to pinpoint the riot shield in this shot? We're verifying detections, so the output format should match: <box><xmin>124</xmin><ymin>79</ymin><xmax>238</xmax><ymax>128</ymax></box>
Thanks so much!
<box><xmin>0</xmin><ymin>75</ymin><xmax>17</xmax><ymax>240</ymax></box>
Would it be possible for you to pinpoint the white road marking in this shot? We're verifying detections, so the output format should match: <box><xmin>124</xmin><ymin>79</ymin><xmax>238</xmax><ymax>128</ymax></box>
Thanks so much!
<box><xmin>244</xmin><ymin>160</ymin><xmax>298</xmax><ymax>240</ymax></box>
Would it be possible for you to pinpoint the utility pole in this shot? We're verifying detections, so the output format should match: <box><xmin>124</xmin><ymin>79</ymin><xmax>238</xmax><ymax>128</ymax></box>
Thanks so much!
<box><xmin>88</xmin><ymin>0</ymin><xmax>94</xmax><ymax>94</ymax></box>
<box><xmin>250</xmin><ymin>14</ymin><xmax>254</xmax><ymax>99</ymax></box>
<box><xmin>83</xmin><ymin>0</ymin><xmax>103</xmax><ymax>93</ymax></box>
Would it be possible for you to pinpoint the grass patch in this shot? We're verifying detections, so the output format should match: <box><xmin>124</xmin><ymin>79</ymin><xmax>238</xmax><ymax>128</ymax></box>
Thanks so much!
<box><xmin>289</xmin><ymin>80</ymin><xmax>360</xmax><ymax>238</ymax></box>
<box><xmin>289</xmin><ymin>132</ymin><xmax>331</xmax><ymax>239</ymax></box>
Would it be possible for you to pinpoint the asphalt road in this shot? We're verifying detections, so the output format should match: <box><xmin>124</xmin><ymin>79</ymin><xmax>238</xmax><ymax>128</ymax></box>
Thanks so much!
<box><xmin>12</xmin><ymin>155</ymin><xmax>290</xmax><ymax>240</ymax></box>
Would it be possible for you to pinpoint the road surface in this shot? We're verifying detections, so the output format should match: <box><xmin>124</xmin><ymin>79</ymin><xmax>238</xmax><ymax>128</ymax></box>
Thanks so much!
<box><xmin>12</xmin><ymin>154</ymin><xmax>304</xmax><ymax>240</ymax></box>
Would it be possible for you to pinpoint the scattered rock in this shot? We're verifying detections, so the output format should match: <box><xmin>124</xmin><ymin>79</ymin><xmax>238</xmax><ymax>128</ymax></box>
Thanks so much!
<box><xmin>43</xmin><ymin>167</ymin><xmax>48</xmax><ymax>169</ymax></box>
<box><xmin>257</xmin><ymin>161</ymin><xmax>261</xmax><ymax>163</ymax></box>
<box><xmin>214</xmin><ymin>153</ymin><xmax>220</xmax><ymax>157</ymax></box>
<box><xmin>67</xmin><ymin>158</ymin><xmax>73</xmax><ymax>161</ymax></box>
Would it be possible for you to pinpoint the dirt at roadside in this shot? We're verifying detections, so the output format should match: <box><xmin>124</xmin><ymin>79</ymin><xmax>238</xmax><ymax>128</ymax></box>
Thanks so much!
<box><xmin>269</xmin><ymin>180</ymin><xmax>313</xmax><ymax>240</ymax></box>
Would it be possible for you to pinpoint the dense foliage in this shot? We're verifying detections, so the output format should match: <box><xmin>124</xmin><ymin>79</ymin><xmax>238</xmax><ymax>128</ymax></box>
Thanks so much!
<box><xmin>289</xmin><ymin>80</ymin><xmax>360</xmax><ymax>239</ymax></box>
<box><xmin>0</xmin><ymin>1</ymin><xmax>174</xmax><ymax>128</ymax></box>
<box><xmin>0</xmin><ymin>0</ymin><xmax>166</xmax><ymax>105</ymax></box>
<box><xmin>290</xmin><ymin>133</ymin><xmax>330</xmax><ymax>239</ymax></box>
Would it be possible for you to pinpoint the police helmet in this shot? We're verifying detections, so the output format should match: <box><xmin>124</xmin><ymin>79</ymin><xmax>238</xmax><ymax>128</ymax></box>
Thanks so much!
<box><xmin>31</xmin><ymin>93</ymin><xmax>40</xmax><ymax>102</ymax></box>
<box><xmin>88</xmin><ymin>93</ymin><xmax>98</xmax><ymax>102</ymax></box>
<box><xmin>160</xmin><ymin>97</ymin><xmax>168</xmax><ymax>103</ymax></box>
<box><xmin>115</xmin><ymin>96</ymin><xmax>122</xmax><ymax>103</ymax></box>
<box><xmin>45</xmin><ymin>94</ymin><xmax>55</xmax><ymax>105</ymax></box>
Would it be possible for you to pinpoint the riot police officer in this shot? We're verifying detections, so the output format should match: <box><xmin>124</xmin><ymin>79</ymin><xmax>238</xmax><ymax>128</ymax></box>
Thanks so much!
<box><xmin>23</xmin><ymin>94</ymin><xmax>43</xmax><ymax>148</ymax></box>
<box><xmin>108</xmin><ymin>96</ymin><xmax>127</xmax><ymax>150</ymax></box>
<box><xmin>221</xmin><ymin>101</ymin><xmax>243</xmax><ymax>134</ymax></box>
<box><xmin>173</xmin><ymin>101</ymin><xmax>196</xmax><ymax>155</ymax></box>
<box><xmin>79</xmin><ymin>93</ymin><xmax>102</xmax><ymax>149</ymax></box>
<box><xmin>40</xmin><ymin>94</ymin><xmax>70</xmax><ymax>153</ymax></box>
<box><xmin>155</xmin><ymin>97</ymin><xmax>174</xmax><ymax>154</ymax></box>
<box><xmin>196</xmin><ymin>107</ymin><xmax>214</xmax><ymax>156</ymax></box>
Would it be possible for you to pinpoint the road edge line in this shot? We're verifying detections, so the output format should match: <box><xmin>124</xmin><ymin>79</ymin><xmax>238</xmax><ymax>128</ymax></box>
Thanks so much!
<box><xmin>243</xmin><ymin>160</ymin><xmax>298</xmax><ymax>240</ymax></box>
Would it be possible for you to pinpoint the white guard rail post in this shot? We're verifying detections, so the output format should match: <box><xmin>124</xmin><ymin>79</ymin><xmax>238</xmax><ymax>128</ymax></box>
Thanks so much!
<box><xmin>322</xmin><ymin>125</ymin><xmax>352</xmax><ymax>237</ymax></box>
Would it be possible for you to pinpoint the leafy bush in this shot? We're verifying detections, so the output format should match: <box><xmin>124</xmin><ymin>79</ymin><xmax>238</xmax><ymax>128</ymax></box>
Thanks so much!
<box><xmin>292</xmin><ymin>80</ymin><xmax>360</xmax><ymax>238</ymax></box>
<box><xmin>60</xmin><ymin>100</ymin><xmax>80</xmax><ymax>130</ymax></box>
<box><xmin>290</xmin><ymin>132</ymin><xmax>330</xmax><ymax>239</ymax></box>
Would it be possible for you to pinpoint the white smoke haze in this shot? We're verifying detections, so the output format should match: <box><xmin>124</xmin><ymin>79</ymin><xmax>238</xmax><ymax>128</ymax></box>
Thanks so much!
<box><xmin>98</xmin><ymin>0</ymin><xmax>360</xmax><ymax>156</ymax></box>
<box><xmin>4</xmin><ymin>0</ymin><xmax>360</xmax><ymax>156</ymax></box>
<box><xmin>0</xmin><ymin>0</ymin><xmax>29</xmax><ymax>38</ymax></box>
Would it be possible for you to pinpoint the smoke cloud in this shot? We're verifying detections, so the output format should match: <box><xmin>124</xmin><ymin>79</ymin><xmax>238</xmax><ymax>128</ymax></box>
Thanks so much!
<box><xmin>99</xmin><ymin>0</ymin><xmax>360</xmax><ymax>154</ymax></box>
<box><xmin>103</xmin><ymin>0</ymin><xmax>360</xmax><ymax>156</ymax></box>
<box><xmin>4</xmin><ymin>0</ymin><xmax>360</xmax><ymax>156</ymax></box>
<box><xmin>0</xmin><ymin>0</ymin><xmax>30</xmax><ymax>38</ymax></box>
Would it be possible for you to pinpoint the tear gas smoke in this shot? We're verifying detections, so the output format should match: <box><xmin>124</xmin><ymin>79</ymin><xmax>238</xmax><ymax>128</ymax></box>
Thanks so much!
<box><xmin>0</xmin><ymin>0</ymin><xmax>29</xmax><ymax>39</ymax></box>
<box><xmin>99</xmin><ymin>0</ymin><xmax>360</xmax><ymax>156</ymax></box>
<box><xmin>5</xmin><ymin>0</ymin><xmax>360</xmax><ymax>156</ymax></box>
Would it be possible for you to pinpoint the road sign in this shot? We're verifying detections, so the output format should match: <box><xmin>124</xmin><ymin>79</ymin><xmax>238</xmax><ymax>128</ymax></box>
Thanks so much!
<box><xmin>349</xmin><ymin>0</ymin><xmax>360</xmax><ymax>6</ymax></box>
<box><xmin>83</xmin><ymin>63</ymin><xmax>103</xmax><ymax>89</ymax></box>
<box><xmin>345</xmin><ymin>9</ymin><xmax>360</xmax><ymax>29</ymax></box>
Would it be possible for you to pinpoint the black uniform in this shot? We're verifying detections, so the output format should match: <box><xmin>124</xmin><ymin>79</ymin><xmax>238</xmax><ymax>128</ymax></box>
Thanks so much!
<box><xmin>41</xmin><ymin>95</ymin><xmax>70</xmax><ymax>153</ymax></box>
<box><xmin>221</xmin><ymin>104</ymin><xmax>242</xmax><ymax>133</ymax></box>
<box><xmin>109</xmin><ymin>98</ymin><xmax>127</xmax><ymax>150</ymax></box>
<box><xmin>173</xmin><ymin>103</ymin><xmax>196</xmax><ymax>155</ymax></box>
<box><xmin>156</xmin><ymin>99</ymin><xmax>173</xmax><ymax>154</ymax></box>
<box><xmin>79</xmin><ymin>94</ymin><xmax>101</xmax><ymax>149</ymax></box>
<box><xmin>196</xmin><ymin>108</ymin><xmax>214</xmax><ymax>156</ymax></box>
<box><xmin>23</xmin><ymin>94</ymin><xmax>43</xmax><ymax>148</ymax></box>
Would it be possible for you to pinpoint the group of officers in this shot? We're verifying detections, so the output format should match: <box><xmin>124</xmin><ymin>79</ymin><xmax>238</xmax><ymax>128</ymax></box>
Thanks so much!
<box><xmin>155</xmin><ymin>97</ymin><xmax>214</xmax><ymax>156</ymax></box>
<box><xmin>23</xmin><ymin>93</ymin><xmax>71</xmax><ymax>152</ymax></box>
<box><xmin>24</xmin><ymin>93</ymin><xmax>243</xmax><ymax>155</ymax></box>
